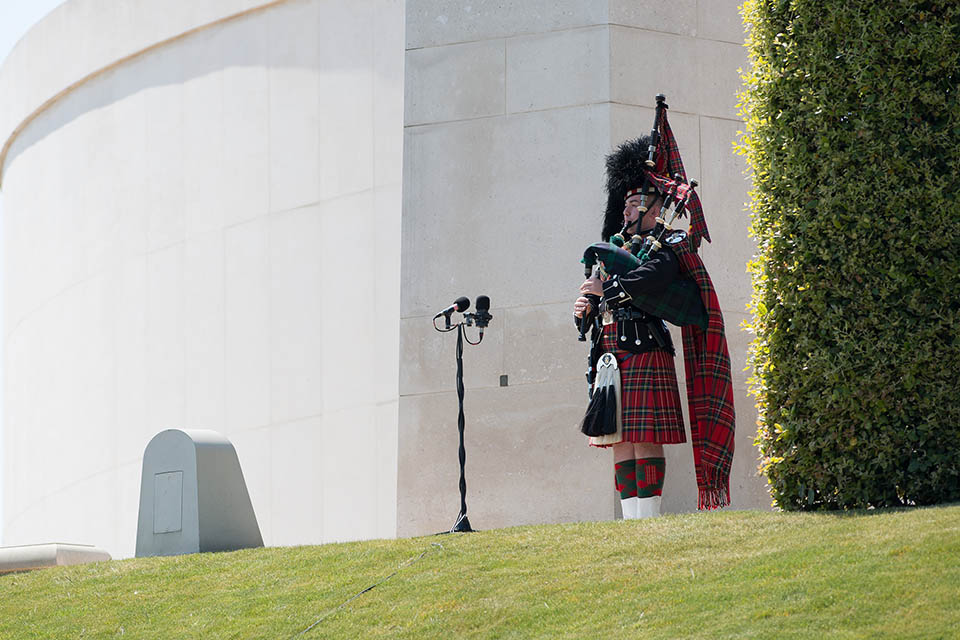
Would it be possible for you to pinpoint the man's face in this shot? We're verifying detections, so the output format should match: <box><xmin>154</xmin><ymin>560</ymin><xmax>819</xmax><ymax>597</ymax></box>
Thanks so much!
<box><xmin>623</xmin><ymin>194</ymin><xmax>662</xmax><ymax>233</ymax></box>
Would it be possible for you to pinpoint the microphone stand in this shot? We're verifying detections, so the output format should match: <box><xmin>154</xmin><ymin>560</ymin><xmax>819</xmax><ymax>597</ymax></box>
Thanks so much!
<box><xmin>450</xmin><ymin>322</ymin><xmax>472</xmax><ymax>533</ymax></box>
<box><xmin>433</xmin><ymin>304</ymin><xmax>491</xmax><ymax>534</ymax></box>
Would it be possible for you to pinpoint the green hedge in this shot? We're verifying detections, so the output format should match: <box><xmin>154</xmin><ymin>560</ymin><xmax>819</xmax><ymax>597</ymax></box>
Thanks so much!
<box><xmin>739</xmin><ymin>0</ymin><xmax>960</xmax><ymax>509</ymax></box>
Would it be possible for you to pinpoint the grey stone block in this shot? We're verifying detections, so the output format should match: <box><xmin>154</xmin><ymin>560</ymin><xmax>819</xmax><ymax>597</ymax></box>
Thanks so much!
<box><xmin>135</xmin><ymin>429</ymin><xmax>263</xmax><ymax>557</ymax></box>
<box><xmin>506</xmin><ymin>27</ymin><xmax>610</xmax><ymax>113</ymax></box>
<box><xmin>405</xmin><ymin>39</ymin><xmax>505</xmax><ymax>125</ymax></box>
<box><xmin>406</xmin><ymin>0</ymin><xmax>608</xmax><ymax>49</ymax></box>
<box><xmin>0</xmin><ymin>543</ymin><xmax>111</xmax><ymax>574</ymax></box>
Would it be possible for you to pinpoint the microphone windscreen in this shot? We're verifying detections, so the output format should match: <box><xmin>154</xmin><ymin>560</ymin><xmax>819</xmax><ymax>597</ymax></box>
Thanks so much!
<box><xmin>476</xmin><ymin>295</ymin><xmax>490</xmax><ymax>312</ymax></box>
<box><xmin>455</xmin><ymin>296</ymin><xmax>471</xmax><ymax>312</ymax></box>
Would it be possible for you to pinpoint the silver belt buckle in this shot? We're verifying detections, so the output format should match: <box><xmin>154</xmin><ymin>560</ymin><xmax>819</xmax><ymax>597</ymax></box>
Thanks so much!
<box><xmin>602</xmin><ymin>310</ymin><xmax>614</xmax><ymax>326</ymax></box>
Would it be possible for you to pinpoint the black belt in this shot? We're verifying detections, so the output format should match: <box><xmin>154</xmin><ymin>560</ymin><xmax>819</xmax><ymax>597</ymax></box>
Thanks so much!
<box><xmin>611</xmin><ymin>307</ymin><xmax>650</xmax><ymax>322</ymax></box>
<box><xmin>607</xmin><ymin>308</ymin><xmax>674</xmax><ymax>355</ymax></box>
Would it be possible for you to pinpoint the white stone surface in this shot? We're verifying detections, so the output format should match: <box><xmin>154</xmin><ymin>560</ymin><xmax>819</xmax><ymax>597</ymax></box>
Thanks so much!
<box><xmin>224</xmin><ymin>218</ymin><xmax>271</xmax><ymax>433</ymax></box>
<box><xmin>399</xmin><ymin>313</ymin><xmax>505</xmax><ymax>396</ymax></box>
<box><xmin>184</xmin><ymin>232</ymin><xmax>227</xmax><ymax>431</ymax></box>
<box><xmin>500</xmin><ymin>303</ymin><xmax>585</xmax><ymax>387</ymax></box>
<box><xmin>0</xmin><ymin>0</ymin><xmax>287</xmax><ymax>184</ymax></box>
<box><xmin>374</xmin><ymin>11</ymin><xmax>406</xmax><ymax>190</ymax></box>
<box><xmin>695</xmin><ymin>37</ymin><xmax>749</xmax><ymax>122</ymax></box>
<box><xmin>401</xmin><ymin>104</ymin><xmax>610</xmax><ymax>318</ymax></box>
<box><xmin>0</xmin><ymin>543</ymin><xmax>111</xmax><ymax>574</ymax></box>
<box><xmin>316</xmin><ymin>0</ymin><xmax>379</xmax><ymax>201</ymax></box>
<box><xmin>371</xmin><ymin>183</ymin><xmax>404</xmax><ymax>405</ymax></box>
<box><xmin>268</xmin><ymin>205</ymin><xmax>325</xmax><ymax>425</ymax></box>
<box><xmin>698</xmin><ymin>115</ymin><xmax>753</xmax><ymax>312</ymax></box>
<box><xmin>1</xmin><ymin>0</ymin><xmax>404</xmax><ymax>558</ymax></box>
<box><xmin>146</xmin><ymin>245</ymin><xmax>187</xmax><ymax>436</ymax></box>
<box><xmin>405</xmin><ymin>39</ymin><xmax>505</xmax><ymax>126</ymax></box>
<box><xmin>400</xmin><ymin>0</ymin><xmax>763</xmax><ymax>537</ymax></box>
<box><xmin>610</xmin><ymin>27</ymin><xmax>748</xmax><ymax>121</ymax></box>
<box><xmin>698</xmin><ymin>0</ymin><xmax>748</xmax><ymax>44</ymax></box>
<box><xmin>406</xmin><ymin>0</ymin><xmax>608</xmax><ymax>49</ymax></box>
<box><xmin>322</xmin><ymin>405</ymin><xmax>381</xmax><ymax>540</ymax></box>
<box><xmin>610</xmin><ymin>26</ymin><xmax>701</xmax><ymax>115</ymax></box>
<box><xmin>609</xmin><ymin>0</ymin><xmax>697</xmax><ymax>37</ymax></box>
<box><xmin>506</xmin><ymin>27</ymin><xmax>610</xmax><ymax>113</ymax></box>
<box><xmin>267</xmin><ymin>0</ymin><xmax>321</xmax><ymax>213</ymax></box>
<box><xmin>318</xmin><ymin>192</ymin><xmax>376</xmax><ymax>414</ymax></box>
<box><xmin>115</xmin><ymin>258</ymin><xmax>150</xmax><ymax>465</ymax></box>
<box><xmin>373</xmin><ymin>400</ymin><xmax>400</xmax><ymax>539</ymax></box>
<box><xmin>144</xmin><ymin>49</ymin><xmax>188</xmax><ymax>253</ymax></box>
<box><xmin>221</xmin><ymin>14</ymin><xmax>271</xmax><ymax>228</ymax></box>
<box><xmin>269</xmin><ymin>416</ymin><xmax>322</xmax><ymax>546</ymax></box>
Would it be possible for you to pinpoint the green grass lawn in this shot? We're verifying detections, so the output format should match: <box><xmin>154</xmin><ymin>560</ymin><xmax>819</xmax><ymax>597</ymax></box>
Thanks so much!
<box><xmin>1</xmin><ymin>506</ymin><xmax>958</xmax><ymax>639</ymax></box>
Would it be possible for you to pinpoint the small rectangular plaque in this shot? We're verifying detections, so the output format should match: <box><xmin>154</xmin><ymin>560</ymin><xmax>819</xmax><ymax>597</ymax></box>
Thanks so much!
<box><xmin>154</xmin><ymin>471</ymin><xmax>183</xmax><ymax>534</ymax></box>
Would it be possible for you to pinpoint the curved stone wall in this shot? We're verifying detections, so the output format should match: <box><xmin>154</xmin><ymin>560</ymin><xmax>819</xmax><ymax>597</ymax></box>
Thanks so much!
<box><xmin>1</xmin><ymin>0</ymin><xmax>404</xmax><ymax>557</ymax></box>
<box><xmin>3</xmin><ymin>0</ymin><xmax>765</xmax><ymax>557</ymax></box>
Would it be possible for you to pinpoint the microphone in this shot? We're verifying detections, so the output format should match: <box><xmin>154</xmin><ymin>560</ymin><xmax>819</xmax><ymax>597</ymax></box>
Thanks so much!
<box><xmin>435</xmin><ymin>296</ymin><xmax>470</xmax><ymax>318</ymax></box>
<box><xmin>474</xmin><ymin>295</ymin><xmax>493</xmax><ymax>339</ymax></box>
<box><xmin>474</xmin><ymin>295</ymin><xmax>492</xmax><ymax>328</ymax></box>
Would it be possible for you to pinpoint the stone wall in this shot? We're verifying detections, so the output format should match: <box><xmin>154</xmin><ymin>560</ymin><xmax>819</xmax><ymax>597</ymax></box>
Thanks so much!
<box><xmin>1</xmin><ymin>0</ymin><xmax>765</xmax><ymax>556</ymax></box>
<box><xmin>398</xmin><ymin>0</ymin><xmax>767</xmax><ymax>536</ymax></box>
<box><xmin>1</xmin><ymin>0</ymin><xmax>404</xmax><ymax>557</ymax></box>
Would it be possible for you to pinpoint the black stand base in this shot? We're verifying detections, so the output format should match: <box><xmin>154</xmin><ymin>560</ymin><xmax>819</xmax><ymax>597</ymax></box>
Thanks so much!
<box><xmin>450</xmin><ymin>512</ymin><xmax>474</xmax><ymax>533</ymax></box>
<box><xmin>437</xmin><ymin>513</ymin><xmax>474</xmax><ymax>535</ymax></box>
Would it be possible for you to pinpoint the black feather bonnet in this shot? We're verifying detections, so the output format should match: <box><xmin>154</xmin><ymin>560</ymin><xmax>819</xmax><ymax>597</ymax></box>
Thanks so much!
<box><xmin>602</xmin><ymin>135</ymin><xmax>658</xmax><ymax>241</ymax></box>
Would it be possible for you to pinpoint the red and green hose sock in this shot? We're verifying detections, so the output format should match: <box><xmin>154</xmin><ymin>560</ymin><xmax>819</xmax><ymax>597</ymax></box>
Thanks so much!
<box><xmin>636</xmin><ymin>457</ymin><xmax>665</xmax><ymax>498</ymax></box>
<box><xmin>616</xmin><ymin>457</ymin><xmax>666</xmax><ymax>499</ymax></box>
<box><xmin>614</xmin><ymin>460</ymin><xmax>637</xmax><ymax>499</ymax></box>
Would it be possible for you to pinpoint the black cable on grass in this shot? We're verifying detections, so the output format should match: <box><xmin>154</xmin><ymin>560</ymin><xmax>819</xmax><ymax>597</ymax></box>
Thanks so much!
<box><xmin>293</xmin><ymin>542</ymin><xmax>445</xmax><ymax>638</ymax></box>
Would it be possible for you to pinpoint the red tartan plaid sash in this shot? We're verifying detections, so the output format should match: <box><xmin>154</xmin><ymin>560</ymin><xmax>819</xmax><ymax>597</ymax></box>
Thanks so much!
<box><xmin>607</xmin><ymin>97</ymin><xmax>734</xmax><ymax>507</ymax></box>
<box><xmin>673</xmin><ymin>243</ymin><xmax>736</xmax><ymax>509</ymax></box>
<box><xmin>646</xmin><ymin>100</ymin><xmax>733</xmax><ymax>507</ymax></box>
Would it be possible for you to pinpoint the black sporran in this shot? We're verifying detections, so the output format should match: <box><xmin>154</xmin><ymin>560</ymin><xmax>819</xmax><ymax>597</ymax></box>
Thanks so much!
<box><xmin>580</xmin><ymin>352</ymin><xmax>622</xmax><ymax>444</ymax></box>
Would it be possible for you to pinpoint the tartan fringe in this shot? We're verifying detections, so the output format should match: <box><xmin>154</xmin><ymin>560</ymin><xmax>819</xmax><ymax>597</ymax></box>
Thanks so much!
<box><xmin>698</xmin><ymin>486</ymin><xmax>730</xmax><ymax>511</ymax></box>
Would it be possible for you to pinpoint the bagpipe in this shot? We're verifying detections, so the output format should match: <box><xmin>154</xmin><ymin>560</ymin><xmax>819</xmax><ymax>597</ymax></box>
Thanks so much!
<box><xmin>577</xmin><ymin>96</ymin><xmax>708</xmax><ymax>343</ymax></box>
<box><xmin>578</xmin><ymin>179</ymin><xmax>708</xmax><ymax>338</ymax></box>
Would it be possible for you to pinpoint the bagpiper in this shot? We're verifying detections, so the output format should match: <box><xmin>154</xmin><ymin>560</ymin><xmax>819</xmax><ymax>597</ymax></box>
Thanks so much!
<box><xmin>574</xmin><ymin>96</ymin><xmax>736</xmax><ymax>518</ymax></box>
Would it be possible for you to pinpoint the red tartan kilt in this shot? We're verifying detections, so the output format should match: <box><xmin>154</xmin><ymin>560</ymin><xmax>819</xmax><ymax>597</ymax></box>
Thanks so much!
<box><xmin>592</xmin><ymin>323</ymin><xmax>687</xmax><ymax>446</ymax></box>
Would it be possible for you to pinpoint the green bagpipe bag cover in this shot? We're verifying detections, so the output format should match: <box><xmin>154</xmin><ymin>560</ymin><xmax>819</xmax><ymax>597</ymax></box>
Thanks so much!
<box><xmin>582</xmin><ymin>242</ymin><xmax>708</xmax><ymax>330</ymax></box>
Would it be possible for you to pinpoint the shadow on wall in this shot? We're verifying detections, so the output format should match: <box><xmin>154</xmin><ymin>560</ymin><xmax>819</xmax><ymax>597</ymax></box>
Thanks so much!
<box><xmin>4</xmin><ymin>2</ymin><xmax>380</xmax><ymax>177</ymax></box>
